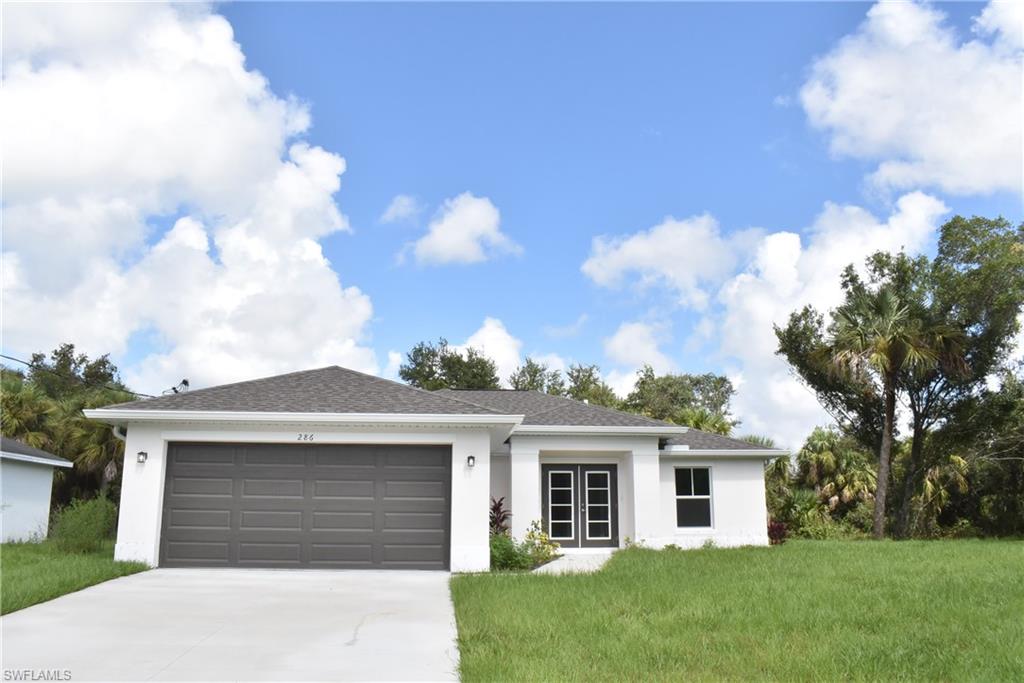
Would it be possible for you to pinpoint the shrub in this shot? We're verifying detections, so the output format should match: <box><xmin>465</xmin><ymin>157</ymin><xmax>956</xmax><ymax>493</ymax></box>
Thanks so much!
<box><xmin>767</xmin><ymin>519</ymin><xmax>788</xmax><ymax>545</ymax></box>
<box><xmin>936</xmin><ymin>518</ymin><xmax>981</xmax><ymax>539</ymax></box>
<box><xmin>521</xmin><ymin>520</ymin><xmax>559</xmax><ymax>566</ymax></box>
<box><xmin>51</xmin><ymin>496</ymin><xmax>117</xmax><ymax>553</ymax></box>
<box><xmin>843</xmin><ymin>501</ymin><xmax>874</xmax><ymax>533</ymax></box>
<box><xmin>795</xmin><ymin>515</ymin><xmax>869</xmax><ymax>540</ymax></box>
<box><xmin>489</xmin><ymin>533</ymin><xmax>532</xmax><ymax>571</ymax></box>
<box><xmin>489</xmin><ymin>521</ymin><xmax>561</xmax><ymax>570</ymax></box>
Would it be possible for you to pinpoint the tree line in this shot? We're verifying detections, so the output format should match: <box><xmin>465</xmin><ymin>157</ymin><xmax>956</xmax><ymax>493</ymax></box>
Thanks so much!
<box><xmin>399</xmin><ymin>339</ymin><xmax>740</xmax><ymax>435</ymax></box>
<box><xmin>772</xmin><ymin>216</ymin><xmax>1023</xmax><ymax>538</ymax></box>
<box><xmin>3</xmin><ymin>215</ymin><xmax>1020</xmax><ymax>539</ymax></box>
<box><xmin>1</xmin><ymin>344</ymin><xmax>135</xmax><ymax>507</ymax></box>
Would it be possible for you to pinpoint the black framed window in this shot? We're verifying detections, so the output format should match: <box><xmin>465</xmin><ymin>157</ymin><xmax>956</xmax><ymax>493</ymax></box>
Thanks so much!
<box><xmin>675</xmin><ymin>467</ymin><xmax>712</xmax><ymax>527</ymax></box>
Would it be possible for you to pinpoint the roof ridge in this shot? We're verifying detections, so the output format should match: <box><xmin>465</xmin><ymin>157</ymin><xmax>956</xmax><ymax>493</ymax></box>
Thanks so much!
<box><xmin>107</xmin><ymin>365</ymin><xmax>342</xmax><ymax>408</ymax></box>
<box><xmin>433</xmin><ymin>387</ymin><xmax>534</xmax><ymax>414</ymax></box>
<box><xmin>352</xmin><ymin>371</ymin><xmax>504</xmax><ymax>415</ymax></box>
<box><xmin>524</xmin><ymin>393</ymin><xmax>668</xmax><ymax>426</ymax></box>
<box><xmin>108</xmin><ymin>365</ymin><xmax>506</xmax><ymax>414</ymax></box>
<box><xmin>436</xmin><ymin>387</ymin><xmax>569</xmax><ymax>410</ymax></box>
<box><xmin>442</xmin><ymin>388</ymin><xmax>670</xmax><ymax>427</ymax></box>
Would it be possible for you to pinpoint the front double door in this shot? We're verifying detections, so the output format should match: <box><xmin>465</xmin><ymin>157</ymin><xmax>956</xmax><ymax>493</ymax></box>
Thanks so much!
<box><xmin>541</xmin><ymin>464</ymin><xmax>618</xmax><ymax>548</ymax></box>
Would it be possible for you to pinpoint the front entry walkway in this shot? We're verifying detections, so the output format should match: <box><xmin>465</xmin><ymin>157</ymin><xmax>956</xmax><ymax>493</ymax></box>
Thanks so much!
<box><xmin>0</xmin><ymin>569</ymin><xmax>458</xmax><ymax>681</ymax></box>
<box><xmin>533</xmin><ymin>550</ymin><xmax>615</xmax><ymax>575</ymax></box>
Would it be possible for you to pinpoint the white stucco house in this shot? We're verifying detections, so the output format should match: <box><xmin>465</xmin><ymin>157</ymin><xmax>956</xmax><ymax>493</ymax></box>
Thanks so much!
<box><xmin>84</xmin><ymin>366</ymin><xmax>787</xmax><ymax>571</ymax></box>
<box><xmin>1</xmin><ymin>437</ymin><xmax>73</xmax><ymax>542</ymax></box>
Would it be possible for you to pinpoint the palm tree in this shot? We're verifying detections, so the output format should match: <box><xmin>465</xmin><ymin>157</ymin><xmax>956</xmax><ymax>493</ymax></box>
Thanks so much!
<box><xmin>914</xmin><ymin>454</ymin><xmax>968</xmax><ymax>534</ymax></box>
<box><xmin>0</xmin><ymin>379</ymin><xmax>55</xmax><ymax>448</ymax></box>
<box><xmin>796</xmin><ymin>426</ymin><xmax>876</xmax><ymax>512</ymax></box>
<box><xmin>676</xmin><ymin>407</ymin><xmax>733</xmax><ymax>435</ymax></box>
<box><xmin>739</xmin><ymin>434</ymin><xmax>776</xmax><ymax>448</ymax></box>
<box><xmin>826</xmin><ymin>287</ymin><xmax>965</xmax><ymax>538</ymax></box>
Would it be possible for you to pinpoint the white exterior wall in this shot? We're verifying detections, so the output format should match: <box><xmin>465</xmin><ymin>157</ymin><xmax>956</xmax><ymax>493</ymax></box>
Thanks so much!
<box><xmin>497</xmin><ymin>436</ymin><xmax>771</xmax><ymax>550</ymax></box>
<box><xmin>505</xmin><ymin>434</ymin><xmax>661</xmax><ymax>544</ymax></box>
<box><xmin>649</xmin><ymin>456</ymin><xmax>770</xmax><ymax>548</ymax></box>
<box><xmin>115</xmin><ymin>422</ymin><xmax>493</xmax><ymax>572</ymax></box>
<box><xmin>0</xmin><ymin>459</ymin><xmax>56</xmax><ymax>542</ymax></box>
<box><xmin>489</xmin><ymin>453</ymin><xmax>510</xmax><ymax>507</ymax></box>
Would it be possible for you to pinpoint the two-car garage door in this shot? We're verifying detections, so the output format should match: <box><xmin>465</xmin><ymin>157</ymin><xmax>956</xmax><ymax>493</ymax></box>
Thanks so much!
<box><xmin>160</xmin><ymin>443</ymin><xmax>451</xmax><ymax>569</ymax></box>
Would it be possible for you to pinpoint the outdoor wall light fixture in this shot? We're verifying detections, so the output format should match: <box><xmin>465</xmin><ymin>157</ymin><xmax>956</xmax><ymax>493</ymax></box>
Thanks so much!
<box><xmin>466</xmin><ymin>455</ymin><xmax>476</xmax><ymax>468</ymax></box>
<box><xmin>137</xmin><ymin>451</ymin><xmax>148</xmax><ymax>464</ymax></box>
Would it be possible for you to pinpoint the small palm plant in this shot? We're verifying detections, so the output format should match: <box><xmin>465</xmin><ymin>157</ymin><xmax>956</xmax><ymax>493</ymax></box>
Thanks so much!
<box><xmin>797</xmin><ymin>426</ymin><xmax>876</xmax><ymax>513</ymax></box>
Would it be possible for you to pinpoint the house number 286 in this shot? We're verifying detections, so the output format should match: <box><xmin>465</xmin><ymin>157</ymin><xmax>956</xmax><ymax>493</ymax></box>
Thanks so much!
<box><xmin>297</xmin><ymin>433</ymin><xmax>315</xmax><ymax>441</ymax></box>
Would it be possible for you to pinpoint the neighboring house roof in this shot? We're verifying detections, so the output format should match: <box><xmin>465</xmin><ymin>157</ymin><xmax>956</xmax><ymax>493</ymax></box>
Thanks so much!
<box><xmin>435</xmin><ymin>389</ymin><xmax>671</xmax><ymax>428</ymax></box>
<box><xmin>664</xmin><ymin>432</ymin><xmax>779</xmax><ymax>451</ymax></box>
<box><xmin>0</xmin><ymin>436</ymin><xmax>74</xmax><ymax>468</ymax></box>
<box><xmin>103</xmin><ymin>366</ymin><xmax>502</xmax><ymax>415</ymax></box>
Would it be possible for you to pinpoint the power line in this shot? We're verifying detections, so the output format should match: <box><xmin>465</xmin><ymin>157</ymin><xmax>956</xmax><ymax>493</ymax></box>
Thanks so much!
<box><xmin>0</xmin><ymin>353</ymin><xmax>155</xmax><ymax>398</ymax></box>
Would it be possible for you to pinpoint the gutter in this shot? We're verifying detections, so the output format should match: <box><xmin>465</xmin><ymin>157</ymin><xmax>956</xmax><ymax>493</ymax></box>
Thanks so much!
<box><xmin>511</xmin><ymin>424</ymin><xmax>689</xmax><ymax>437</ymax></box>
<box><xmin>83</xmin><ymin>408</ymin><xmax>525</xmax><ymax>428</ymax></box>
<box><xmin>660</xmin><ymin>445</ymin><xmax>790</xmax><ymax>458</ymax></box>
<box><xmin>0</xmin><ymin>451</ymin><xmax>74</xmax><ymax>468</ymax></box>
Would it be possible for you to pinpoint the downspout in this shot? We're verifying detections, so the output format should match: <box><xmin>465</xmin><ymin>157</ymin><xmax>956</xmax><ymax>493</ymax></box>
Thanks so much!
<box><xmin>112</xmin><ymin>425</ymin><xmax>127</xmax><ymax>442</ymax></box>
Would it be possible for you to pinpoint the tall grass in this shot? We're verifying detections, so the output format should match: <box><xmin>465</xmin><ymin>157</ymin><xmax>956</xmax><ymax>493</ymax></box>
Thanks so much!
<box><xmin>1</xmin><ymin>540</ymin><xmax>147</xmax><ymax>614</ymax></box>
<box><xmin>451</xmin><ymin>540</ymin><xmax>1024</xmax><ymax>681</ymax></box>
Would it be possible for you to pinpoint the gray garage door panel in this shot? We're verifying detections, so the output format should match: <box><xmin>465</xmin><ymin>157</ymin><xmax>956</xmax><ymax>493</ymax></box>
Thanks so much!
<box><xmin>160</xmin><ymin>443</ymin><xmax>451</xmax><ymax>569</ymax></box>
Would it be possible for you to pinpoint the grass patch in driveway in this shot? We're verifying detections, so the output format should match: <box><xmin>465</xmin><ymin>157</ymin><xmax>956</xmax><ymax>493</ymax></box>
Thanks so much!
<box><xmin>450</xmin><ymin>540</ymin><xmax>1024</xmax><ymax>681</ymax></box>
<box><xmin>1</xmin><ymin>540</ymin><xmax>148</xmax><ymax>614</ymax></box>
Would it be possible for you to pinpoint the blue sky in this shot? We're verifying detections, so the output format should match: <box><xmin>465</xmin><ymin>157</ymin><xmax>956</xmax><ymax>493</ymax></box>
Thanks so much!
<box><xmin>3</xmin><ymin>1</ymin><xmax>1021</xmax><ymax>446</ymax></box>
<box><xmin>220</xmin><ymin>1</ymin><xmax>1017</xmax><ymax>369</ymax></box>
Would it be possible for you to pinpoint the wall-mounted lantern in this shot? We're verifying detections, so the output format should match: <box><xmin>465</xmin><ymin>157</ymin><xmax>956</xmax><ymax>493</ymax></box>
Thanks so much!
<box><xmin>466</xmin><ymin>455</ymin><xmax>476</xmax><ymax>468</ymax></box>
<box><xmin>137</xmin><ymin>451</ymin><xmax>148</xmax><ymax>464</ymax></box>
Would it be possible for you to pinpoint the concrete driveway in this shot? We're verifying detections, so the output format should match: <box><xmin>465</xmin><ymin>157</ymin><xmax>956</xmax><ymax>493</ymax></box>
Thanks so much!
<box><xmin>0</xmin><ymin>569</ymin><xmax>459</xmax><ymax>681</ymax></box>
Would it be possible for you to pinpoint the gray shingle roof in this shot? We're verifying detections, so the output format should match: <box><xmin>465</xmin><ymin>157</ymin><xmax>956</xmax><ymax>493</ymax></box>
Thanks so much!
<box><xmin>665</xmin><ymin>431</ymin><xmax>775</xmax><ymax>450</ymax></box>
<box><xmin>1</xmin><ymin>436</ymin><xmax>73</xmax><ymax>466</ymax></box>
<box><xmin>96</xmin><ymin>367</ymin><xmax>751</xmax><ymax>443</ymax></box>
<box><xmin>104</xmin><ymin>366</ymin><xmax>501</xmax><ymax>415</ymax></box>
<box><xmin>435</xmin><ymin>389</ymin><xmax>672</xmax><ymax>428</ymax></box>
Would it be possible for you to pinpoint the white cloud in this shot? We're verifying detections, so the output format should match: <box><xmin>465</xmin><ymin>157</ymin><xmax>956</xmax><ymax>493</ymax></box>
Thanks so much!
<box><xmin>602</xmin><ymin>321</ymin><xmax>675</xmax><ymax>398</ymax></box>
<box><xmin>531</xmin><ymin>352</ymin><xmax>567</xmax><ymax>376</ymax></box>
<box><xmin>458</xmin><ymin>317</ymin><xmax>524</xmax><ymax>386</ymax></box>
<box><xmin>800</xmin><ymin>0</ymin><xmax>1023</xmax><ymax>195</ymax></box>
<box><xmin>380</xmin><ymin>194</ymin><xmax>422</xmax><ymax>224</ymax></box>
<box><xmin>542</xmin><ymin>314</ymin><xmax>589</xmax><ymax>339</ymax></box>
<box><xmin>604</xmin><ymin>321</ymin><xmax>674</xmax><ymax>374</ymax></box>
<box><xmin>716</xmin><ymin>192</ymin><xmax>949</xmax><ymax>448</ymax></box>
<box><xmin>604</xmin><ymin>369</ymin><xmax>641</xmax><ymax>400</ymax></box>
<box><xmin>1</xmin><ymin>2</ymin><xmax>378</xmax><ymax>393</ymax></box>
<box><xmin>409</xmin><ymin>192</ymin><xmax>522</xmax><ymax>266</ymax></box>
<box><xmin>581</xmin><ymin>214</ymin><xmax>760</xmax><ymax>310</ymax></box>
<box><xmin>382</xmin><ymin>351</ymin><xmax>404</xmax><ymax>380</ymax></box>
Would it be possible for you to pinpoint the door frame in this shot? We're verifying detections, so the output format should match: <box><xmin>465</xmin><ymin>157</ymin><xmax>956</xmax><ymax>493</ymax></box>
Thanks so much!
<box><xmin>540</xmin><ymin>463</ymin><xmax>618</xmax><ymax>548</ymax></box>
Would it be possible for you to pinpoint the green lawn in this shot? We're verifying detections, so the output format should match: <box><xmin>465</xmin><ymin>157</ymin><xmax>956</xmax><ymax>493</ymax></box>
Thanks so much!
<box><xmin>1</xmin><ymin>540</ymin><xmax>148</xmax><ymax>614</ymax></box>
<box><xmin>451</xmin><ymin>540</ymin><xmax>1024</xmax><ymax>682</ymax></box>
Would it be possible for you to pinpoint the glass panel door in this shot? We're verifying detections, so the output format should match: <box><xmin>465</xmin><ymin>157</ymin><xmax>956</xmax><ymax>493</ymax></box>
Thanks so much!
<box><xmin>584</xmin><ymin>470</ymin><xmax>611</xmax><ymax>540</ymax></box>
<box><xmin>545</xmin><ymin>468</ymin><xmax>577</xmax><ymax>546</ymax></box>
<box><xmin>542</xmin><ymin>464</ymin><xmax>618</xmax><ymax>549</ymax></box>
<box><xmin>580</xmin><ymin>465</ymin><xmax>618</xmax><ymax>548</ymax></box>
